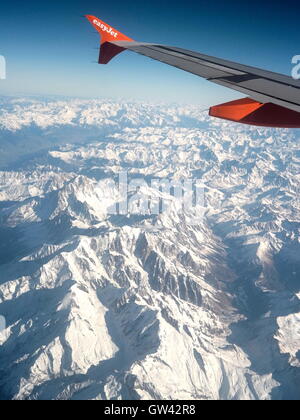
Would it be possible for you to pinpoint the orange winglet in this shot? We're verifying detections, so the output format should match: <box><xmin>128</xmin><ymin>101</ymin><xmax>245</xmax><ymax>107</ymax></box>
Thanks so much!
<box><xmin>209</xmin><ymin>97</ymin><xmax>300</xmax><ymax>128</ymax></box>
<box><xmin>85</xmin><ymin>15</ymin><xmax>134</xmax><ymax>64</ymax></box>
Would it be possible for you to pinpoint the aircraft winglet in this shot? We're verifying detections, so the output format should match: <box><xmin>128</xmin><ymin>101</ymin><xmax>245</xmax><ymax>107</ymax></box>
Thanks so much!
<box><xmin>85</xmin><ymin>15</ymin><xmax>134</xmax><ymax>64</ymax></box>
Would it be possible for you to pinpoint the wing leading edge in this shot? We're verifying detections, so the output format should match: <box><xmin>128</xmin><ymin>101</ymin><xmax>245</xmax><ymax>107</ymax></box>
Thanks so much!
<box><xmin>86</xmin><ymin>15</ymin><xmax>300</xmax><ymax>128</ymax></box>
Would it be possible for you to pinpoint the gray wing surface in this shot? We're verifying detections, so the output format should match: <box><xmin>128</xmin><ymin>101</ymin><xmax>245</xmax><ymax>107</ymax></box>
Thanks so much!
<box><xmin>114</xmin><ymin>41</ymin><xmax>300</xmax><ymax>113</ymax></box>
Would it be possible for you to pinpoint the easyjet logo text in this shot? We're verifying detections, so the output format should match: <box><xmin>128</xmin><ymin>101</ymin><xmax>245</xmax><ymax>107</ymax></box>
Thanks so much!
<box><xmin>93</xmin><ymin>19</ymin><xmax>118</xmax><ymax>39</ymax></box>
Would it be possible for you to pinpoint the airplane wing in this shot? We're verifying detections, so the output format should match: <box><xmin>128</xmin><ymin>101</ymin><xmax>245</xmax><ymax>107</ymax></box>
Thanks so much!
<box><xmin>86</xmin><ymin>15</ymin><xmax>300</xmax><ymax>128</ymax></box>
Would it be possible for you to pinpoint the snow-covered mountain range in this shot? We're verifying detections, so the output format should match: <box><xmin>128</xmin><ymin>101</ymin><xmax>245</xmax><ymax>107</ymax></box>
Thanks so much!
<box><xmin>0</xmin><ymin>96</ymin><xmax>299</xmax><ymax>400</ymax></box>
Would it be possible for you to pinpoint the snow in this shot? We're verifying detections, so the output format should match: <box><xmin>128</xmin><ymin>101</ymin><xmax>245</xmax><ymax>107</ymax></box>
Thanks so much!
<box><xmin>0</xmin><ymin>96</ymin><xmax>299</xmax><ymax>400</ymax></box>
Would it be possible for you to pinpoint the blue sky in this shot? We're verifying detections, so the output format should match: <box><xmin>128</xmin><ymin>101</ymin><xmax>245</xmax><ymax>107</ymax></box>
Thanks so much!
<box><xmin>0</xmin><ymin>0</ymin><xmax>299</xmax><ymax>106</ymax></box>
